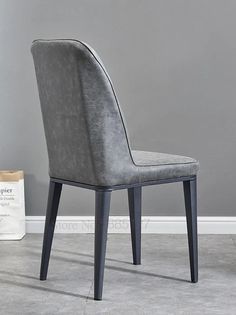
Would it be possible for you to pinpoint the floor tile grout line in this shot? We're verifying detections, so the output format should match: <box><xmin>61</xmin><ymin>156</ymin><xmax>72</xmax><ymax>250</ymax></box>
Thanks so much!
<box><xmin>84</xmin><ymin>279</ymin><xmax>94</xmax><ymax>314</ymax></box>
<box><xmin>86</xmin><ymin>279</ymin><xmax>93</xmax><ymax>302</ymax></box>
<box><xmin>229</xmin><ymin>234</ymin><xmax>236</xmax><ymax>248</ymax></box>
<box><xmin>83</xmin><ymin>280</ymin><xmax>93</xmax><ymax>314</ymax></box>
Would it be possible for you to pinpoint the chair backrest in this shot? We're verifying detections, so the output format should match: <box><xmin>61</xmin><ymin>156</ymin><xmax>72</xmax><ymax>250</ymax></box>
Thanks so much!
<box><xmin>31</xmin><ymin>39</ymin><xmax>136</xmax><ymax>186</ymax></box>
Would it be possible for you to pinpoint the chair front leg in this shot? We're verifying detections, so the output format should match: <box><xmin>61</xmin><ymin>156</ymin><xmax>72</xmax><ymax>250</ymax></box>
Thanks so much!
<box><xmin>94</xmin><ymin>190</ymin><xmax>111</xmax><ymax>300</ymax></box>
<box><xmin>40</xmin><ymin>180</ymin><xmax>62</xmax><ymax>280</ymax></box>
<box><xmin>183</xmin><ymin>177</ymin><xmax>198</xmax><ymax>283</ymax></box>
<box><xmin>128</xmin><ymin>186</ymin><xmax>142</xmax><ymax>265</ymax></box>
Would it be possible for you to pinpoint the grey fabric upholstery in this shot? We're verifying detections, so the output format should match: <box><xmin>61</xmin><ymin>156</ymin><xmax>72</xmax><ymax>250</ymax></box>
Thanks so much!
<box><xmin>132</xmin><ymin>150</ymin><xmax>198</xmax><ymax>182</ymax></box>
<box><xmin>31</xmin><ymin>39</ymin><xmax>199</xmax><ymax>187</ymax></box>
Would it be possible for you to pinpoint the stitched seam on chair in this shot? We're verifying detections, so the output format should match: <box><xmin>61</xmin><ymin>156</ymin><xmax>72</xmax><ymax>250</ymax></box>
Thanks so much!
<box><xmin>76</xmin><ymin>41</ymin><xmax>137</xmax><ymax>166</ymax></box>
<box><xmin>133</xmin><ymin>161</ymin><xmax>197</xmax><ymax>167</ymax></box>
<box><xmin>76</xmin><ymin>67</ymin><xmax>99</xmax><ymax>184</ymax></box>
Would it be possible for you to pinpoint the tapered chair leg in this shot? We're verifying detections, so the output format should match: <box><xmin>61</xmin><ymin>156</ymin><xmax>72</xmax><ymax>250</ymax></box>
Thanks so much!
<box><xmin>183</xmin><ymin>177</ymin><xmax>198</xmax><ymax>283</ymax></box>
<box><xmin>40</xmin><ymin>180</ymin><xmax>62</xmax><ymax>281</ymax></box>
<box><xmin>128</xmin><ymin>187</ymin><xmax>142</xmax><ymax>265</ymax></box>
<box><xmin>94</xmin><ymin>190</ymin><xmax>111</xmax><ymax>300</ymax></box>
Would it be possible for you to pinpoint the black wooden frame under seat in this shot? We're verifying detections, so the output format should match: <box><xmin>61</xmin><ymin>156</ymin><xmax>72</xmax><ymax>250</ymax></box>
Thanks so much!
<box><xmin>40</xmin><ymin>175</ymin><xmax>198</xmax><ymax>301</ymax></box>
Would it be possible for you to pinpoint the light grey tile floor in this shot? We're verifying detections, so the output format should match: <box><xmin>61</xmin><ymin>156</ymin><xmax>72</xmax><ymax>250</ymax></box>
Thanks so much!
<box><xmin>0</xmin><ymin>234</ymin><xmax>236</xmax><ymax>315</ymax></box>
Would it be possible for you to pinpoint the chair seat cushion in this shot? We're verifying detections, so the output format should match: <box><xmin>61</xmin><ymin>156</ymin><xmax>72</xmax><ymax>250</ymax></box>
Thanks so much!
<box><xmin>131</xmin><ymin>150</ymin><xmax>199</xmax><ymax>183</ymax></box>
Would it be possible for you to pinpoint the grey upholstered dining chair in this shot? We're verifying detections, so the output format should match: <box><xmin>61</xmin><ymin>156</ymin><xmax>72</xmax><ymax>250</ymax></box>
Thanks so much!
<box><xmin>31</xmin><ymin>39</ymin><xmax>199</xmax><ymax>301</ymax></box>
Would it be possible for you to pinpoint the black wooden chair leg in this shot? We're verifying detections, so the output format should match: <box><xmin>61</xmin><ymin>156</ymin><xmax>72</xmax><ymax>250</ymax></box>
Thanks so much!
<box><xmin>128</xmin><ymin>187</ymin><xmax>142</xmax><ymax>265</ymax></box>
<box><xmin>40</xmin><ymin>180</ymin><xmax>62</xmax><ymax>280</ymax></box>
<box><xmin>94</xmin><ymin>190</ymin><xmax>111</xmax><ymax>300</ymax></box>
<box><xmin>183</xmin><ymin>177</ymin><xmax>198</xmax><ymax>283</ymax></box>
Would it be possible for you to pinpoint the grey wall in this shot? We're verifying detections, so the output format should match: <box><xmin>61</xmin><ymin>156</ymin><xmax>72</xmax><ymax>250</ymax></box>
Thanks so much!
<box><xmin>1</xmin><ymin>0</ymin><xmax>235</xmax><ymax>216</ymax></box>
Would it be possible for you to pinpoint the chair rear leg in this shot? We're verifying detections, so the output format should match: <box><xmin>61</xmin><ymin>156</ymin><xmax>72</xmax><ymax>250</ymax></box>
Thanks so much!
<box><xmin>128</xmin><ymin>187</ymin><xmax>142</xmax><ymax>265</ymax></box>
<box><xmin>183</xmin><ymin>177</ymin><xmax>198</xmax><ymax>283</ymax></box>
<box><xmin>40</xmin><ymin>180</ymin><xmax>62</xmax><ymax>280</ymax></box>
<box><xmin>94</xmin><ymin>190</ymin><xmax>111</xmax><ymax>300</ymax></box>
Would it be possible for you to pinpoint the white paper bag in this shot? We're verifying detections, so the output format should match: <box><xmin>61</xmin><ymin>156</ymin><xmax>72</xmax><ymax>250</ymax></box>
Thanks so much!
<box><xmin>0</xmin><ymin>171</ymin><xmax>25</xmax><ymax>240</ymax></box>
